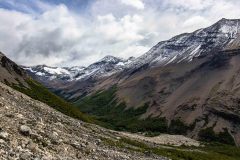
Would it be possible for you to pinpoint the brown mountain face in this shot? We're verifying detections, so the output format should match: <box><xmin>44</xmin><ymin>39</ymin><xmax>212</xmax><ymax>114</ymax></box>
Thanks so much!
<box><xmin>91</xmin><ymin>47</ymin><xmax>240</xmax><ymax>145</ymax></box>
<box><xmin>0</xmin><ymin>52</ymin><xmax>29</xmax><ymax>87</ymax></box>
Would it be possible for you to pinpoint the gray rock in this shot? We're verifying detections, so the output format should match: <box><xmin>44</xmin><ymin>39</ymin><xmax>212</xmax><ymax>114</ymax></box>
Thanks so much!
<box><xmin>20</xmin><ymin>152</ymin><xmax>31</xmax><ymax>160</ymax></box>
<box><xmin>28</xmin><ymin>141</ymin><xmax>38</xmax><ymax>152</ymax></box>
<box><xmin>50</xmin><ymin>131</ymin><xmax>59</xmax><ymax>144</ymax></box>
<box><xmin>19</xmin><ymin>125</ymin><xmax>31</xmax><ymax>136</ymax></box>
<box><xmin>0</xmin><ymin>131</ymin><xmax>9</xmax><ymax>140</ymax></box>
<box><xmin>0</xmin><ymin>102</ymin><xmax>4</xmax><ymax>107</ymax></box>
<box><xmin>0</xmin><ymin>139</ymin><xmax>5</xmax><ymax>143</ymax></box>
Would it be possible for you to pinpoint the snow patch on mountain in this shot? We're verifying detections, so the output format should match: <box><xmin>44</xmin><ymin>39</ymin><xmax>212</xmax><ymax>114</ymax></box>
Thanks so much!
<box><xmin>42</xmin><ymin>67</ymin><xmax>70</xmax><ymax>75</ymax></box>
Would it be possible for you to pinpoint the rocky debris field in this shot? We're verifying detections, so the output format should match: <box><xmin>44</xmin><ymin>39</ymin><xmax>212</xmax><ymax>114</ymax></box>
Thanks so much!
<box><xmin>0</xmin><ymin>82</ymin><xmax>170</xmax><ymax>160</ymax></box>
<box><xmin>120</xmin><ymin>133</ymin><xmax>200</xmax><ymax>147</ymax></box>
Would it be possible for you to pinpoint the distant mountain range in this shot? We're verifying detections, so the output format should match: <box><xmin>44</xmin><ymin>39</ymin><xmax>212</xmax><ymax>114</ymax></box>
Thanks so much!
<box><xmin>23</xmin><ymin>55</ymin><xmax>135</xmax><ymax>82</ymax></box>
<box><xmin>15</xmin><ymin>18</ymin><xmax>240</xmax><ymax>145</ymax></box>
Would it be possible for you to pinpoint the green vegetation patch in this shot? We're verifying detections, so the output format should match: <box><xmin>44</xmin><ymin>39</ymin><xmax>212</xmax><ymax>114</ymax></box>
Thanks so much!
<box><xmin>75</xmin><ymin>86</ymin><xmax>168</xmax><ymax>133</ymax></box>
<box><xmin>199</xmin><ymin>127</ymin><xmax>235</xmax><ymax>145</ymax></box>
<box><xmin>168</xmin><ymin>119</ymin><xmax>191</xmax><ymax>135</ymax></box>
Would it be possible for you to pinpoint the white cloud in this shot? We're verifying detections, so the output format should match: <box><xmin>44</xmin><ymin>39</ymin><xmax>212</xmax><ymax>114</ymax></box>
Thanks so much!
<box><xmin>166</xmin><ymin>0</ymin><xmax>213</xmax><ymax>10</ymax></box>
<box><xmin>0</xmin><ymin>8</ymin><xmax>31</xmax><ymax>58</ymax></box>
<box><xmin>182</xmin><ymin>16</ymin><xmax>211</xmax><ymax>30</ymax></box>
<box><xmin>97</xmin><ymin>14</ymin><xmax>144</xmax><ymax>41</ymax></box>
<box><xmin>1</xmin><ymin>0</ymin><xmax>240</xmax><ymax>67</ymax></box>
<box><xmin>120</xmin><ymin>0</ymin><xmax>145</xmax><ymax>10</ymax></box>
<box><xmin>118</xmin><ymin>45</ymin><xmax>149</xmax><ymax>58</ymax></box>
<box><xmin>0</xmin><ymin>3</ymin><xmax>152</xmax><ymax>66</ymax></box>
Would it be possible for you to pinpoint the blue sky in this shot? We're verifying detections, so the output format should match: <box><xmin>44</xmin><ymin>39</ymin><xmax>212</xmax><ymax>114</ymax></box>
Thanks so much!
<box><xmin>0</xmin><ymin>0</ymin><xmax>93</xmax><ymax>13</ymax></box>
<box><xmin>0</xmin><ymin>0</ymin><xmax>240</xmax><ymax>66</ymax></box>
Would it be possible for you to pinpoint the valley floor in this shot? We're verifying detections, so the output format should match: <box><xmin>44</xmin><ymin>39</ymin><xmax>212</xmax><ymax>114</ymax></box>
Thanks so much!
<box><xmin>0</xmin><ymin>82</ymin><xmax>239</xmax><ymax>160</ymax></box>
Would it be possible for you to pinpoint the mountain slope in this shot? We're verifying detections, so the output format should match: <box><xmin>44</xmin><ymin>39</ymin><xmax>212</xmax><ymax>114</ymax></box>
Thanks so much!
<box><xmin>72</xmin><ymin>19</ymin><xmax>240</xmax><ymax>146</ymax></box>
<box><xmin>23</xmin><ymin>65</ymin><xmax>85</xmax><ymax>82</ymax></box>
<box><xmin>82</xmin><ymin>49</ymin><xmax>240</xmax><ymax>146</ymax></box>
<box><xmin>0</xmin><ymin>52</ymin><xmax>91</xmax><ymax>122</ymax></box>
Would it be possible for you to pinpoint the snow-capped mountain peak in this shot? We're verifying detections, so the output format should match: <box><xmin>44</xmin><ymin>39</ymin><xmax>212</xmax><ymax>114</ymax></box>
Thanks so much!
<box><xmin>129</xmin><ymin>18</ymin><xmax>240</xmax><ymax>68</ymax></box>
<box><xmin>74</xmin><ymin>55</ymin><xmax>134</xmax><ymax>80</ymax></box>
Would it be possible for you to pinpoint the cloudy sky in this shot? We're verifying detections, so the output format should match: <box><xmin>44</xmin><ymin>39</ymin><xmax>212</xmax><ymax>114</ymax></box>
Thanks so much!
<box><xmin>1</xmin><ymin>0</ymin><xmax>240</xmax><ymax>66</ymax></box>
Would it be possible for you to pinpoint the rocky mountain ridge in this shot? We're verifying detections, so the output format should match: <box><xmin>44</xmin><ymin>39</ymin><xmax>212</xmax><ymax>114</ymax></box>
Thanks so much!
<box><xmin>23</xmin><ymin>55</ymin><xmax>135</xmax><ymax>83</ymax></box>
<box><xmin>127</xmin><ymin>18</ymin><xmax>240</xmax><ymax>70</ymax></box>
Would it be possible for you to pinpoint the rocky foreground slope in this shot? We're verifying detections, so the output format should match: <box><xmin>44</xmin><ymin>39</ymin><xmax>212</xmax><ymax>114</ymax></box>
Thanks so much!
<box><xmin>2</xmin><ymin>81</ymin><xmax>240</xmax><ymax>160</ymax></box>
<box><xmin>0</xmin><ymin>82</ymin><xmax>171</xmax><ymax>160</ymax></box>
